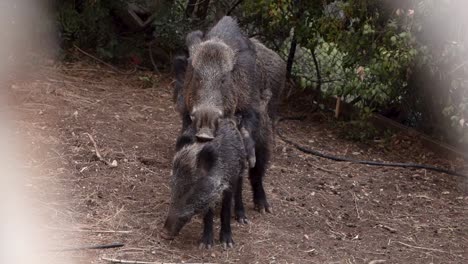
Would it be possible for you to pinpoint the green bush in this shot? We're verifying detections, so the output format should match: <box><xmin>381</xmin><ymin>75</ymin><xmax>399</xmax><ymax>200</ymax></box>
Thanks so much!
<box><xmin>57</xmin><ymin>0</ymin><xmax>124</xmax><ymax>59</ymax></box>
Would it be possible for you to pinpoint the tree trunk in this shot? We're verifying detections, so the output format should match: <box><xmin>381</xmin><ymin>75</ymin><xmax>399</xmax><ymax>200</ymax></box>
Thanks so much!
<box><xmin>286</xmin><ymin>32</ymin><xmax>297</xmax><ymax>80</ymax></box>
<box><xmin>195</xmin><ymin>0</ymin><xmax>211</xmax><ymax>21</ymax></box>
<box><xmin>185</xmin><ymin>0</ymin><xmax>197</xmax><ymax>17</ymax></box>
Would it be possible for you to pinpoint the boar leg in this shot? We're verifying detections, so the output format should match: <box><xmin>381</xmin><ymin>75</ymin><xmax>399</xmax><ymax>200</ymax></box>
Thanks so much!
<box><xmin>249</xmin><ymin>126</ymin><xmax>272</xmax><ymax>214</ymax></box>
<box><xmin>199</xmin><ymin>208</ymin><xmax>214</xmax><ymax>249</ymax></box>
<box><xmin>234</xmin><ymin>176</ymin><xmax>248</xmax><ymax>224</ymax></box>
<box><xmin>241</xmin><ymin>110</ymin><xmax>272</xmax><ymax>214</ymax></box>
<box><xmin>236</xmin><ymin>111</ymin><xmax>258</xmax><ymax>169</ymax></box>
<box><xmin>220</xmin><ymin>190</ymin><xmax>234</xmax><ymax>249</ymax></box>
<box><xmin>240</xmin><ymin>126</ymin><xmax>256</xmax><ymax>168</ymax></box>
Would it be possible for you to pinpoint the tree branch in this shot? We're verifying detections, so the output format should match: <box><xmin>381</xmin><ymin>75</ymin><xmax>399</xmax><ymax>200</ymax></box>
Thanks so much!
<box><xmin>286</xmin><ymin>33</ymin><xmax>297</xmax><ymax>80</ymax></box>
<box><xmin>311</xmin><ymin>47</ymin><xmax>322</xmax><ymax>91</ymax></box>
<box><xmin>227</xmin><ymin>0</ymin><xmax>244</xmax><ymax>15</ymax></box>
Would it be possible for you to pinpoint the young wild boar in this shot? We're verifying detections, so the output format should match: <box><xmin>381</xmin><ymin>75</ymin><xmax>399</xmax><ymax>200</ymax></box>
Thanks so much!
<box><xmin>162</xmin><ymin>117</ymin><xmax>247</xmax><ymax>249</ymax></box>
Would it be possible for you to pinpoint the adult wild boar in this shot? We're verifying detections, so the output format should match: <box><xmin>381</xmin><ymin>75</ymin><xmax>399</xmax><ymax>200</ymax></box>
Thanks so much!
<box><xmin>183</xmin><ymin>17</ymin><xmax>258</xmax><ymax>141</ymax></box>
<box><xmin>172</xmin><ymin>16</ymin><xmax>285</xmax><ymax>214</ymax></box>
<box><xmin>162</xmin><ymin>117</ymin><xmax>246</xmax><ymax>249</ymax></box>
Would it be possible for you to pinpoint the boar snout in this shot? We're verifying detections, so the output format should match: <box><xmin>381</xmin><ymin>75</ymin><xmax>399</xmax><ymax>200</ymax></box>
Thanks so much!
<box><xmin>191</xmin><ymin>107</ymin><xmax>222</xmax><ymax>142</ymax></box>
<box><xmin>162</xmin><ymin>213</ymin><xmax>190</xmax><ymax>240</ymax></box>
<box><xmin>196</xmin><ymin>127</ymin><xmax>215</xmax><ymax>141</ymax></box>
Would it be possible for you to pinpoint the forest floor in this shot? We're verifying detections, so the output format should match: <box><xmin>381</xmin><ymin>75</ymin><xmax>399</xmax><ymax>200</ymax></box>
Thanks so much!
<box><xmin>5</xmin><ymin>61</ymin><xmax>468</xmax><ymax>264</ymax></box>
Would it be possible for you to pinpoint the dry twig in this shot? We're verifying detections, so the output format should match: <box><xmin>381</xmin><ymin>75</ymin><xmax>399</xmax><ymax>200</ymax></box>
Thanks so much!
<box><xmin>351</xmin><ymin>192</ymin><xmax>361</xmax><ymax>219</ymax></box>
<box><xmin>368</xmin><ymin>260</ymin><xmax>386</xmax><ymax>264</ymax></box>
<box><xmin>101</xmin><ymin>258</ymin><xmax>162</xmax><ymax>264</ymax></box>
<box><xmin>73</xmin><ymin>45</ymin><xmax>135</xmax><ymax>75</ymax></box>
<box><xmin>317</xmin><ymin>166</ymin><xmax>340</xmax><ymax>175</ymax></box>
<box><xmin>84</xmin><ymin>133</ymin><xmax>118</xmax><ymax>168</ymax></box>
<box><xmin>50</xmin><ymin>243</ymin><xmax>124</xmax><ymax>252</ymax></box>
<box><xmin>148</xmin><ymin>43</ymin><xmax>160</xmax><ymax>74</ymax></box>
<box><xmin>101</xmin><ymin>257</ymin><xmax>214</xmax><ymax>264</ymax></box>
<box><xmin>45</xmin><ymin>226</ymin><xmax>132</xmax><ymax>234</ymax></box>
<box><xmin>394</xmin><ymin>241</ymin><xmax>447</xmax><ymax>253</ymax></box>
<box><xmin>377</xmin><ymin>224</ymin><xmax>397</xmax><ymax>234</ymax></box>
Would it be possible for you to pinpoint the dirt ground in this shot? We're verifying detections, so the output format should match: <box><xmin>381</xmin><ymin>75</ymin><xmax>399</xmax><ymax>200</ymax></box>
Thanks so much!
<box><xmin>6</xmin><ymin>61</ymin><xmax>468</xmax><ymax>264</ymax></box>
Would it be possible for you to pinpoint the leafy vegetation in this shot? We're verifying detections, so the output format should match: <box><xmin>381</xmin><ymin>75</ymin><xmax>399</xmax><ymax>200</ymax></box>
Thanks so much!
<box><xmin>54</xmin><ymin>0</ymin><xmax>468</xmax><ymax>147</ymax></box>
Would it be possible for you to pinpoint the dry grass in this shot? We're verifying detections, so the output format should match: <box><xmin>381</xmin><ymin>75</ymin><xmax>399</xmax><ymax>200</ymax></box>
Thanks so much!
<box><xmin>7</xmin><ymin>60</ymin><xmax>468</xmax><ymax>264</ymax></box>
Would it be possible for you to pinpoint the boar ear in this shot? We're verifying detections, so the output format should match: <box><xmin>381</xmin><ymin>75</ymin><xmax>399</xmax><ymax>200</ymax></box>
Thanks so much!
<box><xmin>173</xmin><ymin>55</ymin><xmax>188</xmax><ymax>105</ymax></box>
<box><xmin>173</xmin><ymin>55</ymin><xmax>187</xmax><ymax>78</ymax></box>
<box><xmin>186</xmin><ymin>30</ymin><xmax>204</xmax><ymax>57</ymax></box>
<box><xmin>197</xmin><ymin>145</ymin><xmax>217</xmax><ymax>176</ymax></box>
<box><xmin>175</xmin><ymin>134</ymin><xmax>192</xmax><ymax>151</ymax></box>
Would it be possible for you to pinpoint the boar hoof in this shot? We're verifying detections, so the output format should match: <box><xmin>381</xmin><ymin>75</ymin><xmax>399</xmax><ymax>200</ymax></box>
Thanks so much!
<box><xmin>222</xmin><ymin>241</ymin><xmax>234</xmax><ymax>250</ymax></box>
<box><xmin>236</xmin><ymin>216</ymin><xmax>249</xmax><ymax>225</ymax></box>
<box><xmin>160</xmin><ymin>229</ymin><xmax>175</xmax><ymax>240</ymax></box>
<box><xmin>235</xmin><ymin>211</ymin><xmax>249</xmax><ymax>225</ymax></box>
<box><xmin>254</xmin><ymin>201</ymin><xmax>273</xmax><ymax>214</ymax></box>
<box><xmin>199</xmin><ymin>236</ymin><xmax>214</xmax><ymax>250</ymax></box>
<box><xmin>220</xmin><ymin>233</ymin><xmax>234</xmax><ymax>250</ymax></box>
<box><xmin>198</xmin><ymin>242</ymin><xmax>213</xmax><ymax>250</ymax></box>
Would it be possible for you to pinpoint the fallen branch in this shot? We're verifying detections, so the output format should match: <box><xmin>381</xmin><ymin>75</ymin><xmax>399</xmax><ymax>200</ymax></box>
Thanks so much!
<box><xmin>84</xmin><ymin>133</ymin><xmax>118</xmax><ymax>168</ymax></box>
<box><xmin>377</xmin><ymin>224</ymin><xmax>397</xmax><ymax>234</ymax></box>
<box><xmin>50</xmin><ymin>243</ymin><xmax>124</xmax><ymax>252</ymax></box>
<box><xmin>73</xmin><ymin>45</ymin><xmax>135</xmax><ymax>75</ymax></box>
<box><xmin>102</xmin><ymin>258</ymin><xmax>161</xmax><ymax>264</ymax></box>
<box><xmin>101</xmin><ymin>257</ymin><xmax>212</xmax><ymax>264</ymax></box>
<box><xmin>394</xmin><ymin>241</ymin><xmax>446</xmax><ymax>253</ymax></box>
<box><xmin>316</xmin><ymin>166</ymin><xmax>340</xmax><ymax>175</ymax></box>
<box><xmin>351</xmin><ymin>192</ymin><xmax>360</xmax><ymax>220</ymax></box>
<box><xmin>368</xmin><ymin>260</ymin><xmax>386</xmax><ymax>264</ymax></box>
<box><xmin>148</xmin><ymin>43</ymin><xmax>160</xmax><ymax>74</ymax></box>
<box><xmin>45</xmin><ymin>226</ymin><xmax>132</xmax><ymax>234</ymax></box>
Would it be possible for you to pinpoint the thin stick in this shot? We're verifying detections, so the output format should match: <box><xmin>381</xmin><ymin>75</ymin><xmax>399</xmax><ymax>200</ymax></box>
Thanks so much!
<box><xmin>84</xmin><ymin>133</ymin><xmax>118</xmax><ymax>168</ymax></box>
<box><xmin>368</xmin><ymin>260</ymin><xmax>386</xmax><ymax>264</ymax></box>
<box><xmin>50</xmin><ymin>243</ymin><xmax>124</xmax><ymax>252</ymax></box>
<box><xmin>148</xmin><ymin>44</ymin><xmax>160</xmax><ymax>74</ymax></box>
<box><xmin>394</xmin><ymin>241</ymin><xmax>447</xmax><ymax>253</ymax></box>
<box><xmin>377</xmin><ymin>224</ymin><xmax>397</xmax><ymax>233</ymax></box>
<box><xmin>73</xmin><ymin>45</ymin><xmax>135</xmax><ymax>75</ymax></box>
<box><xmin>101</xmin><ymin>257</ymin><xmax>214</xmax><ymax>264</ymax></box>
<box><xmin>352</xmin><ymin>192</ymin><xmax>361</xmax><ymax>219</ymax></box>
<box><xmin>102</xmin><ymin>258</ymin><xmax>160</xmax><ymax>264</ymax></box>
<box><xmin>317</xmin><ymin>166</ymin><xmax>340</xmax><ymax>175</ymax></box>
<box><xmin>335</xmin><ymin>97</ymin><xmax>342</xmax><ymax>118</ymax></box>
<box><xmin>45</xmin><ymin>226</ymin><xmax>132</xmax><ymax>234</ymax></box>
